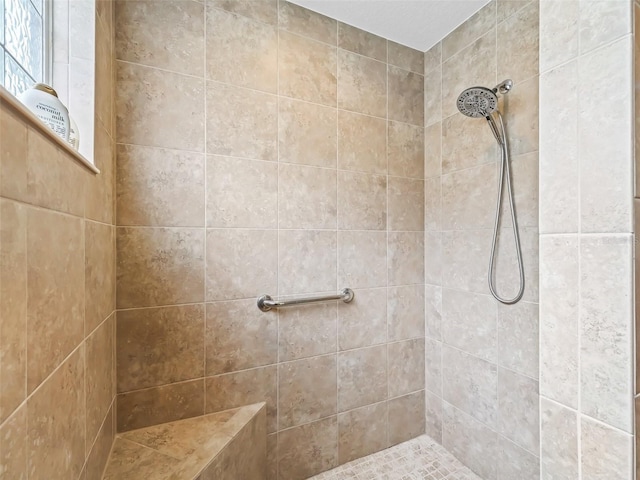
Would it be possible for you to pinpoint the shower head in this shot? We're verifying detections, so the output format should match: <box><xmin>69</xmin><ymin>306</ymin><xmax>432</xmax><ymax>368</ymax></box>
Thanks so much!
<box><xmin>456</xmin><ymin>86</ymin><xmax>498</xmax><ymax>118</ymax></box>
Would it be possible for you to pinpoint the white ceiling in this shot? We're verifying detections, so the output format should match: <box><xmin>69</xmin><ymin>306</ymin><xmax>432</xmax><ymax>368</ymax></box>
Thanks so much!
<box><xmin>289</xmin><ymin>0</ymin><xmax>491</xmax><ymax>52</ymax></box>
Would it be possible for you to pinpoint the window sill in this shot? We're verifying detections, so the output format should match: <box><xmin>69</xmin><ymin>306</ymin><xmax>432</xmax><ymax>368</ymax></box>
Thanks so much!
<box><xmin>0</xmin><ymin>86</ymin><xmax>100</xmax><ymax>175</ymax></box>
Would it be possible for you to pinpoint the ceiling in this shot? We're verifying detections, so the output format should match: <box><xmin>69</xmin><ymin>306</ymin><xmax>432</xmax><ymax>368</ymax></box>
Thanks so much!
<box><xmin>289</xmin><ymin>0</ymin><xmax>491</xmax><ymax>52</ymax></box>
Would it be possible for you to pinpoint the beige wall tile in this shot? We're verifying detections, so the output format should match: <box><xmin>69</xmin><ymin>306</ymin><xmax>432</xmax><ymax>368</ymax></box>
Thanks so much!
<box><xmin>279</xmin><ymin>302</ymin><xmax>337</xmax><ymax>361</ymax></box>
<box><xmin>388</xmin><ymin>231</ymin><xmax>424</xmax><ymax>286</ymax></box>
<box><xmin>278</xmin><ymin>230</ymin><xmax>337</xmax><ymax>295</ymax></box>
<box><xmin>581</xmin><ymin>415</ymin><xmax>633</xmax><ymax>479</ymax></box>
<box><xmin>279</xmin><ymin>1</ymin><xmax>337</xmax><ymax>44</ymax></box>
<box><xmin>424</xmin><ymin>177</ymin><xmax>441</xmax><ymax>232</ymax></box>
<box><xmin>85</xmin><ymin>124</ymin><xmax>116</xmax><ymax>225</ymax></box>
<box><xmin>442</xmin><ymin>112</ymin><xmax>498</xmax><ymax>174</ymax></box>
<box><xmin>425</xmin><ymin>338</ymin><xmax>442</xmax><ymax>395</ymax></box>
<box><xmin>503</xmin><ymin>75</ymin><xmax>539</xmax><ymax>156</ymax></box>
<box><xmin>579</xmin><ymin>0</ymin><xmax>632</xmax><ymax>55</ymax></box>
<box><xmin>387</xmin><ymin>285</ymin><xmax>424</xmax><ymax>342</ymax></box>
<box><xmin>494</xmin><ymin>226</ymin><xmax>539</xmax><ymax>303</ymax></box>
<box><xmin>95</xmin><ymin>18</ymin><xmax>114</xmax><ymax>136</ymax></box>
<box><xmin>388</xmin><ymin>391</ymin><xmax>425</xmax><ymax>446</ymax></box>
<box><xmin>116</xmin><ymin>61</ymin><xmax>205</xmax><ymax>152</ymax></box>
<box><xmin>388</xmin><ymin>67</ymin><xmax>424</xmax><ymax>126</ymax></box>
<box><xmin>116</xmin><ymin>0</ymin><xmax>204</xmax><ymax>75</ymax></box>
<box><xmin>117</xmin><ymin>305</ymin><xmax>204</xmax><ymax>392</ymax></box>
<box><xmin>338</xmin><ymin>110</ymin><xmax>386</xmax><ymax>175</ymax></box>
<box><xmin>116</xmin><ymin>379</ymin><xmax>205</xmax><ymax>431</ymax></box>
<box><xmin>338</xmin><ymin>231</ymin><xmax>387</xmax><ymax>289</ymax></box>
<box><xmin>0</xmin><ymin>199</ymin><xmax>27</xmax><ymax>423</ymax></box>
<box><xmin>205</xmin><ymin>299</ymin><xmax>277</xmax><ymax>375</ymax></box>
<box><xmin>206</xmin><ymin>7</ymin><xmax>277</xmax><ymax>93</ymax></box>
<box><xmin>27</xmin><ymin>209</ymin><xmax>84</xmax><ymax>393</ymax></box>
<box><xmin>278</xmin><ymin>164</ymin><xmax>337</xmax><ymax>229</ymax></box>
<box><xmin>505</xmin><ymin>152</ymin><xmax>539</xmax><ymax>229</ymax></box>
<box><xmin>206</xmin><ymin>155</ymin><xmax>277</xmax><ymax>228</ymax></box>
<box><xmin>278</xmin><ymin>355</ymin><xmax>337</xmax><ymax>429</ymax></box>
<box><xmin>338</xmin><ymin>288</ymin><xmax>387</xmax><ymax>351</ymax></box>
<box><xmin>388</xmin><ymin>41</ymin><xmax>424</xmax><ymax>73</ymax></box>
<box><xmin>338</xmin><ymin>50</ymin><xmax>386</xmax><ymax>118</ymax></box>
<box><xmin>498</xmin><ymin>368</ymin><xmax>539</xmax><ymax>454</ymax></box>
<box><xmin>540</xmin><ymin>397</ymin><xmax>578</xmax><ymax>479</ymax></box>
<box><xmin>279</xmin><ymin>98</ymin><xmax>337</xmax><ymax>168</ymax></box>
<box><xmin>337</xmin><ymin>171</ymin><xmax>387</xmax><ymax>230</ymax></box>
<box><xmin>424</xmin><ymin>284</ymin><xmax>442</xmax><ymax>339</ymax></box>
<box><xmin>279</xmin><ymin>31</ymin><xmax>337</xmax><ymax>106</ymax></box>
<box><xmin>206</xmin><ymin>229</ymin><xmax>277</xmax><ymax>301</ymax></box>
<box><xmin>205</xmin><ymin>365</ymin><xmax>277</xmax><ymax>433</ymax></box>
<box><xmin>209</xmin><ymin>0</ymin><xmax>277</xmax><ymax>25</ymax></box>
<box><xmin>338</xmin><ymin>402</ymin><xmax>388</xmax><ymax>464</ymax></box>
<box><xmin>441</xmin><ymin>163</ymin><xmax>497</xmax><ymax>230</ymax></box>
<box><xmin>498</xmin><ymin>436</ymin><xmax>540</xmax><ymax>480</ymax></box>
<box><xmin>388</xmin><ymin>177</ymin><xmax>424</xmax><ymax>231</ymax></box>
<box><xmin>497</xmin><ymin>1</ymin><xmax>539</xmax><ymax>84</ymax></box>
<box><xmin>206</xmin><ymin>82</ymin><xmax>278</xmax><ymax>160</ymax></box>
<box><xmin>116</xmin><ymin>227</ymin><xmax>205</xmax><ymax>308</ymax></box>
<box><xmin>0</xmin><ymin>405</ymin><xmax>27</xmax><ymax>479</ymax></box>
<box><xmin>442</xmin><ymin>1</ymin><xmax>496</xmax><ymax>60</ymax></box>
<box><xmin>539</xmin><ymin>0</ymin><xmax>579</xmax><ymax>72</ymax></box>
<box><xmin>0</xmin><ymin>106</ymin><xmax>29</xmax><ymax>202</ymax></box>
<box><xmin>277</xmin><ymin>416</ymin><xmax>337</xmax><ymax>480</ymax></box>
<box><xmin>338</xmin><ymin>345</ymin><xmax>387</xmax><ymax>411</ymax></box>
<box><xmin>388</xmin><ymin>121</ymin><xmax>424</xmax><ymax>179</ymax></box>
<box><xmin>424</xmin><ymin>231</ymin><xmax>442</xmax><ymax>286</ymax></box>
<box><xmin>424</xmin><ymin>122</ymin><xmax>442</xmax><ymax>177</ymax></box>
<box><xmin>117</xmin><ymin>144</ymin><xmax>205</xmax><ymax>227</ymax></box>
<box><xmin>267</xmin><ymin>433</ymin><xmax>277</xmax><ymax>480</ymax></box>
<box><xmin>388</xmin><ymin>338</ymin><xmax>425</xmax><ymax>398</ymax></box>
<box><xmin>425</xmin><ymin>391</ymin><xmax>443</xmax><ymax>442</ymax></box>
<box><xmin>424</xmin><ymin>44</ymin><xmax>442</xmax><ymax>128</ymax></box>
<box><xmin>441</xmin><ymin>229</ymin><xmax>491</xmax><ymax>293</ymax></box>
<box><xmin>337</xmin><ymin>23</ymin><xmax>386</xmax><ymax>62</ymax></box>
<box><xmin>497</xmin><ymin>0</ymin><xmax>529</xmax><ymax>22</ymax></box>
<box><xmin>27</xmin><ymin>347</ymin><xmax>85</xmax><ymax>480</ymax></box>
<box><xmin>85</xmin><ymin>407</ymin><xmax>115</xmax><ymax>480</ymax></box>
<box><xmin>498</xmin><ymin>301</ymin><xmax>539</xmax><ymax>380</ymax></box>
<box><xmin>85</xmin><ymin>221</ymin><xmax>116</xmax><ymax>333</ymax></box>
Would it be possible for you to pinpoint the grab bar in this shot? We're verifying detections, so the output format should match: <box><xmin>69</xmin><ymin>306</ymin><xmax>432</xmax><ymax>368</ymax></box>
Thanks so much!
<box><xmin>257</xmin><ymin>288</ymin><xmax>355</xmax><ymax>312</ymax></box>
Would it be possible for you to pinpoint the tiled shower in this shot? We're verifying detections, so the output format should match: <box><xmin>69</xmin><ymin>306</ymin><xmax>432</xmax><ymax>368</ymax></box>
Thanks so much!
<box><xmin>0</xmin><ymin>0</ymin><xmax>637</xmax><ymax>479</ymax></box>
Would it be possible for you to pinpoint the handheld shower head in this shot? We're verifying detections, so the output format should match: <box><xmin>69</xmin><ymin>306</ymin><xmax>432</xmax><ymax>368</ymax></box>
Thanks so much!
<box><xmin>456</xmin><ymin>86</ymin><xmax>498</xmax><ymax>118</ymax></box>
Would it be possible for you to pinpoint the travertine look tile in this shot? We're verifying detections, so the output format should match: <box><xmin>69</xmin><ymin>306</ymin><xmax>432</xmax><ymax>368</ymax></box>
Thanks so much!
<box><xmin>95</xmin><ymin>17</ymin><xmax>113</xmax><ymax>136</ymax></box>
<box><xmin>338</xmin><ymin>23</ymin><xmax>386</xmax><ymax>62</ymax></box>
<box><xmin>425</xmin><ymin>338</ymin><xmax>442</xmax><ymax>395</ymax></box>
<box><xmin>0</xmin><ymin>402</ymin><xmax>27</xmax><ymax>479</ymax></box>
<box><xmin>267</xmin><ymin>433</ymin><xmax>277</xmax><ymax>480</ymax></box>
<box><xmin>497</xmin><ymin>0</ymin><xmax>529</xmax><ymax>22</ymax></box>
<box><xmin>442</xmin><ymin>402</ymin><xmax>498</xmax><ymax>480</ymax></box>
<box><xmin>498</xmin><ymin>301</ymin><xmax>539</xmax><ymax>379</ymax></box>
<box><xmin>497</xmin><ymin>1</ymin><xmax>539</xmax><ymax>84</ymax></box>
<box><xmin>504</xmin><ymin>152</ymin><xmax>539</xmax><ymax>229</ymax></box>
<box><xmin>206</xmin><ymin>7</ymin><xmax>277</xmax><ymax>92</ymax></box>
<box><xmin>388</xmin><ymin>339</ymin><xmax>425</xmax><ymax>398</ymax></box>
<box><xmin>424</xmin><ymin>43</ymin><xmax>442</xmax><ymax>128</ymax></box>
<box><xmin>388</xmin><ymin>41</ymin><xmax>424</xmax><ymax>73</ymax></box>
<box><xmin>116</xmin><ymin>61</ymin><xmax>205</xmax><ymax>152</ymax></box>
<box><xmin>441</xmin><ymin>163</ymin><xmax>497</xmax><ymax>230</ymax></box>
<box><xmin>338</xmin><ymin>231</ymin><xmax>387</xmax><ymax>289</ymax></box>
<box><xmin>209</xmin><ymin>0</ymin><xmax>277</xmax><ymax>25</ymax></box>
<box><xmin>117</xmin><ymin>379</ymin><xmax>205</xmax><ymax>431</ymax></box>
<box><xmin>502</xmin><ymin>76</ymin><xmax>539</xmax><ymax>158</ymax></box>
<box><xmin>338</xmin><ymin>402</ymin><xmax>388</xmax><ymax>464</ymax></box>
<box><xmin>425</xmin><ymin>232</ymin><xmax>442</xmax><ymax>286</ymax></box>
<box><xmin>338</xmin><ymin>288</ymin><xmax>387</xmax><ymax>350</ymax></box>
<box><xmin>206</xmin><ymin>155</ymin><xmax>277</xmax><ymax>228</ymax></box>
<box><xmin>388</xmin><ymin>66</ymin><xmax>424</xmax><ymax>126</ymax></box>
<box><xmin>279</xmin><ymin>97</ymin><xmax>337</xmax><ymax>168</ymax></box>
<box><xmin>441</xmin><ymin>229</ymin><xmax>491</xmax><ymax>293</ymax></box>
<box><xmin>387</xmin><ymin>285</ymin><xmax>424</xmax><ymax>342</ymax></box>
<box><xmin>279</xmin><ymin>0</ymin><xmax>336</xmax><ymax>44</ymax></box>
<box><xmin>338</xmin><ymin>345</ymin><xmax>387</xmax><ymax>412</ymax></box>
<box><xmin>388</xmin><ymin>231</ymin><xmax>424</xmax><ymax>286</ymax></box>
<box><xmin>388</xmin><ymin>177</ymin><xmax>424</xmax><ymax>231</ymax></box>
<box><xmin>579</xmin><ymin>37</ymin><xmax>633</xmax><ymax>234</ymax></box>
<box><xmin>388</xmin><ymin>121</ymin><xmax>424</xmax><ymax>179</ymax></box>
<box><xmin>581</xmin><ymin>415</ymin><xmax>633</xmax><ymax>479</ymax></box>
<box><xmin>424</xmin><ymin>284</ymin><xmax>442</xmax><ymax>339</ymax></box>
<box><xmin>441</xmin><ymin>30</ymin><xmax>497</xmax><ymax>119</ymax></box>
<box><xmin>0</xmin><ymin>199</ymin><xmax>26</xmax><ymax>422</ymax></box>
<box><xmin>442</xmin><ymin>112</ymin><xmax>498</xmax><ymax>174</ymax></box>
<box><xmin>85</xmin><ymin>222</ymin><xmax>115</xmax><ymax>332</ymax></box>
<box><xmin>498</xmin><ymin>436</ymin><xmax>540</xmax><ymax>480</ymax></box>
<box><xmin>279</xmin><ymin>302</ymin><xmax>337</xmax><ymax>361</ymax></box>
<box><xmin>277</xmin><ymin>416</ymin><xmax>338</xmax><ymax>480</ymax></box>
<box><xmin>338</xmin><ymin>50</ymin><xmax>387</xmax><ymax>118</ymax></box>
<box><xmin>498</xmin><ymin>368</ymin><xmax>539</xmax><ymax>455</ymax></box>
<box><xmin>116</xmin><ymin>227</ymin><xmax>205</xmax><ymax>308</ymax></box>
<box><xmin>278</xmin><ymin>164</ymin><xmax>337</xmax><ymax>229</ymax></box>
<box><xmin>278</xmin><ymin>355</ymin><xmax>337</xmax><ymax>429</ymax></box>
<box><xmin>85</xmin><ymin>406</ymin><xmax>114</xmax><ymax>480</ymax></box>
<box><xmin>278</xmin><ymin>230</ymin><xmax>337</xmax><ymax>295</ymax></box>
<box><xmin>117</xmin><ymin>305</ymin><xmax>204</xmax><ymax>391</ymax></box>
<box><xmin>442</xmin><ymin>288</ymin><xmax>497</xmax><ymax>361</ymax></box>
<box><xmin>337</xmin><ymin>171</ymin><xmax>387</xmax><ymax>230</ymax></box>
<box><xmin>388</xmin><ymin>391</ymin><xmax>425</xmax><ymax>446</ymax></box>
<box><xmin>116</xmin><ymin>144</ymin><xmax>205</xmax><ymax>227</ymax></box>
<box><xmin>540</xmin><ymin>397</ymin><xmax>578</xmax><ymax>479</ymax></box>
<box><xmin>27</xmin><ymin>348</ymin><xmax>85</xmax><ymax>480</ymax></box>
<box><xmin>115</xmin><ymin>0</ymin><xmax>204</xmax><ymax>75</ymax></box>
<box><xmin>579</xmin><ymin>0</ymin><xmax>631</xmax><ymax>55</ymax></box>
<box><xmin>424</xmin><ymin>178</ymin><xmax>441</xmax><ymax>232</ymax></box>
<box><xmin>0</xmin><ymin>106</ymin><xmax>29</xmax><ymax>202</ymax></box>
<box><xmin>86</xmin><ymin>124</ymin><xmax>116</xmax><ymax>225</ymax></box>
<box><xmin>27</xmin><ymin>209</ymin><xmax>84</xmax><ymax>393</ymax></box>
<box><xmin>205</xmin><ymin>299</ymin><xmax>277</xmax><ymax>375</ymax></box>
<box><xmin>494</xmin><ymin>226</ymin><xmax>539</xmax><ymax>303</ymax></box>
<box><xmin>205</xmin><ymin>366</ymin><xmax>277</xmax><ymax>433</ymax></box>
<box><xmin>206</xmin><ymin>229</ymin><xmax>277</xmax><ymax>301</ymax></box>
<box><xmin>86</xmin><ymin>317</ymin><xmax>114</xmax><ymax>455</ymax></box>
<box><xmin>279</xmin><ymin>31</ymin><xmax>337</xmax><ymax>106</ymax></box>
<box><xmin>580</xmin><ymin>235</ymin><xmax>633</xmax><ymax>432</ymax></box>
<box><xmin>539</xmin><ymin>0</ymin><xmax>579</xmax><ymax>72</ymax></box>
<box><xmin>425</xmin><ymin>391</ymin><xmax>443</xmax><ymax>442</ymax></box>
<box><xmin>424</xmin><ymin>122</ymin><xmax>442</xmax><ymax>177</ymax></box>
<box><xmin>337</xmin><ymin>110</ymin><xmax>387</xmax><ymax>174</ymax></box>
<box><xmin>442</xmin><ymin>345</ymin><xmax>497</xmax><ymax>428</ymax></box>
<box><xmin>442</xmin><ymin>1</ymin><xmax>495</xmax><ymax>60</ymax></box>
<box><xmin>206</xmin><ymin>82</ymin><xmax>278</xmax><ymax>160</ymax></box>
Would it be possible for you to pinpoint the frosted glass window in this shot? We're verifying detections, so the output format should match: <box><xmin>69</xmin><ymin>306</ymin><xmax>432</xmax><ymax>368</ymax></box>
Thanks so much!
<box><xmin>1</xmin><ymin>0</ymin><xmax>46</xmax><ymax>97</ymax></box>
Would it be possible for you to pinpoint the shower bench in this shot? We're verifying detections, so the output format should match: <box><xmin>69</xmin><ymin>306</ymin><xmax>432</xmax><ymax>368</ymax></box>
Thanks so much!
<box><xmin>101</xmin><ymin>403</ymin><xmax>266</xmax><ymax>479</ymax></box>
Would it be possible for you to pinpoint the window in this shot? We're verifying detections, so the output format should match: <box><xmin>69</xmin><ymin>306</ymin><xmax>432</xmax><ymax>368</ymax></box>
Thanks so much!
<box><xmin>0</xmin><ymin>0</ymin><xmax>49</xmax><ymax>97</ymax></box>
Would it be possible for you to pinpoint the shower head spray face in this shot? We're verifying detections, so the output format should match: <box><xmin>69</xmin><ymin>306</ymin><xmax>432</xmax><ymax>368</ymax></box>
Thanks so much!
<box><xmin>456</xmin><ymin>87</ymin><xmax>498</xmax><ymax>118</ymax></box>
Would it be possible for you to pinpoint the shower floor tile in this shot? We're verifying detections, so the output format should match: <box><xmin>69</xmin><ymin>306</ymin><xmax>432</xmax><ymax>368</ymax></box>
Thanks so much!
<box><xmin>308</xmin><ymin>434</ymin><xmax>482</xmax><ymax>480</ymax></box>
